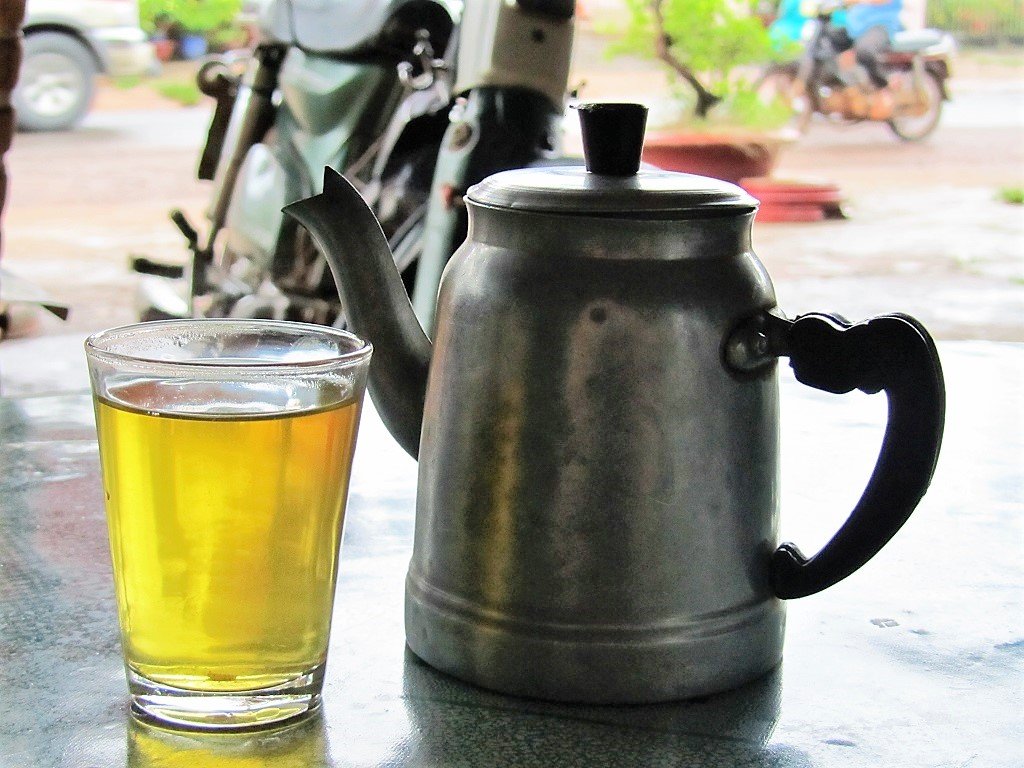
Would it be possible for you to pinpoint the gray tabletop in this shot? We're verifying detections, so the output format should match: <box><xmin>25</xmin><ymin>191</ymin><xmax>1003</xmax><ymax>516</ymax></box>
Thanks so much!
<box><xmin>0</xmin><ymin>337</ymin><xmax>1021</xmax><ymax>768</ymax></box>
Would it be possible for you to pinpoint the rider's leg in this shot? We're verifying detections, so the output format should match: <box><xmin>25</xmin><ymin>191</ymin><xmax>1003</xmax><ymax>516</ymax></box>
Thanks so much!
<box><xmin>854</xmin><ymin>26</ymin><xmax>891</xmax><ymax>89</ymax></box>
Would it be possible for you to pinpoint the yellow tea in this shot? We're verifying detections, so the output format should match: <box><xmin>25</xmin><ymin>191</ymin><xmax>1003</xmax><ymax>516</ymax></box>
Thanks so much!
<box><xmin>95</xmin><ymin>381</ymin><xmax>361</xmax><ymax>692</ymax></box>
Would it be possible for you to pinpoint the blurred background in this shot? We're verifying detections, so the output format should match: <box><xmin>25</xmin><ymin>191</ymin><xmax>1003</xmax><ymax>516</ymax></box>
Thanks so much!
<box><xmin>0</xmin><ymin>0</ymin><xmax>1021</xmax><ymax>349</ymax></box>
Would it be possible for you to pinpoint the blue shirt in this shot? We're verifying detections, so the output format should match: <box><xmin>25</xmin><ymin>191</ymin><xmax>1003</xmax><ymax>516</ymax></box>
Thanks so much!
<box><xmin>845</xmin><ymin>0</ymin><xmax>903</xmax><ymax>39</ymax></box>
<box><xmin>769</xmin><ymin>0</ymin><xmax>808</xmax><ymax>46</ymax></box>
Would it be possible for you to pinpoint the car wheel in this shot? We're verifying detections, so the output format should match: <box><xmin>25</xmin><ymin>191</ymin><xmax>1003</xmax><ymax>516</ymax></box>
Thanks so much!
<box><xmin>14</xmin><ymin>32</ymin><xmax>97</xmax><ymax>131</ymax></box>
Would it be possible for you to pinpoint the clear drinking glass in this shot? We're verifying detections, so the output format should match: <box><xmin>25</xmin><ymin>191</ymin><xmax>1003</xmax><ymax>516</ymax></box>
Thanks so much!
<box><xmin>84</xmin><ymin>319</ymin><xmax>372</xmax><ymax>730</ymax></box>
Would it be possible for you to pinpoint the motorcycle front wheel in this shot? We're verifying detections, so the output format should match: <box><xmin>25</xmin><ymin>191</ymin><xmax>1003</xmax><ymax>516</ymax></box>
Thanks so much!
<box><xmin>887</xmin><ymin>70</ymin><xmax>943</xmax><ymax>142</ymax></box>
<box><xmin>197</xmin><ymin>211</ymin><xmax>426</xmax><ymax>329</ymax></box>
<box><xmin>190</xmin><ymin>130</ymin><xmax>439</xmax><ymax>327</ymax></box>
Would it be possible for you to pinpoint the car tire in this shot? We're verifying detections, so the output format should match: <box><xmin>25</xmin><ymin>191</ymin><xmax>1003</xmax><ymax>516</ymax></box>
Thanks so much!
<box><xmin>14</xmin><ymin>32</ymin><xmax>97</xmax><ymax>131</ymax></box>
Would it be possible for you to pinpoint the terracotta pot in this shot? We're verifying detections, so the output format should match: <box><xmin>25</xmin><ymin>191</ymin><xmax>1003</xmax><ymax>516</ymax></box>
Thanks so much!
<box><xmin>153</xmin><ymin>38</ymin><xmax>175</xmax><ymax>62</ymax></box>
<box><xmin>642</xmin><ymin>131</ymin><xmax>787</xmax><ymax>184</ymax></box>
<box><xmin>740</xmin><ymin>176</ymin><xmax>846</xmax><ymax>223</ymax></box>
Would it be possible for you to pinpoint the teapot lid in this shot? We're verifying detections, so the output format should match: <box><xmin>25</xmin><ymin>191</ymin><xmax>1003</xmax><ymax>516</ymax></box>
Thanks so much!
<box><xmin>466</xmin><ymin>103</ymin><xmax>758</xmax><ymax>218</ymax></box>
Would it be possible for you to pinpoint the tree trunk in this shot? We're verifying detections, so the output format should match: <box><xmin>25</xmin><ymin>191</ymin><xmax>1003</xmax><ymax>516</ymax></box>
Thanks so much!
<box><xmin>650</xmin><ymin>0</ymin><xmax>722</xmax><ymax>118</ymax></box>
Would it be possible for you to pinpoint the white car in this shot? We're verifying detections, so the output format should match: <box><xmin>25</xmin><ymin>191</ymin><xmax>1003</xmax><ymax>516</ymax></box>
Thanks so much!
<box><xmin>15</xmin><ymin>0</ymin><xmax>156</xmax><ymax>131</ymax></box>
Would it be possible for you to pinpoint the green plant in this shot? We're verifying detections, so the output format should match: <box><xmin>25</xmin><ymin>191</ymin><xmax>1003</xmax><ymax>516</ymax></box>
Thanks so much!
<box><xmin>998</xmin><ymin>186</ymin><xmax>1024</xmax><ymax>205</ymax></box>
<box><xmin>208</xmin><ymin>23</ymin><xmax>249</xmax><ymax>51</ymax></box>
<box><xmin>608</xmin><ymin>0</ymin><xmax>791</xmax><ymax>126</ymax></box>
<box><xmin>113</xmin><ymin>75</ymin><xmax>142</xmax><ymax>90</ymax></box>
<box><xmin>139</xmin><ymin>0</ymin><xmax>242</xmax><ymax>35</ymax></box>
<box><xmin>155</xmin><ymin>80</ymin><xmax>202</xmax><ymax>106</ymax></box>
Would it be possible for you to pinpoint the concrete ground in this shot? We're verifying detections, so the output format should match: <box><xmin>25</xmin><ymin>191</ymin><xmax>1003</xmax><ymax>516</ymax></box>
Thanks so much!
<box><xmin>1</xmin><ymin>30</ymin><xmax>1022</xmax><ymax>342</ymax></box>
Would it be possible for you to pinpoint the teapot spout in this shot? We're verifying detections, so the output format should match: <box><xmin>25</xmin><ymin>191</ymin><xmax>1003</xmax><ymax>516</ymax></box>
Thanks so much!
<box><xmin>283</xmin><ymin>167</ymin><xmax>430</xmax><ymax>458</ymax></box>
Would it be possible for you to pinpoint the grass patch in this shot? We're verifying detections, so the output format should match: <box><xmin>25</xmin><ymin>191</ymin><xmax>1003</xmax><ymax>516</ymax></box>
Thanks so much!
<box><xmin>113</xmin><ymin>75</ymin><xmax>142</xmax><ymax>90</ymax></box>
<box><xmin>998</xmin><ymin>186</ymin><xmax>1024</xmax><ymax>205</ymax></box>
<box><xmin>153</xmin><ymin>80</ymin><xmax>202</xmax><ymax>107</ymax></box>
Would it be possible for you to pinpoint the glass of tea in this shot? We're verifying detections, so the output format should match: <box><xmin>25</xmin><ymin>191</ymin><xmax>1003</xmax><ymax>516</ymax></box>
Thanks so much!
<box><xmin>84</xmin><ymin>319</ymin><xmax>372</xmax><ymax>730</ymax></box>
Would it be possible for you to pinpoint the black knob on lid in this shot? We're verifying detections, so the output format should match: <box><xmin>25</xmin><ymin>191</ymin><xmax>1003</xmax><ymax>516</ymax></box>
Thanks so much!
<box><xmin>577</xmin><ymin>102</ymin><xmax>648</xmax><ymax>177</ymax></box>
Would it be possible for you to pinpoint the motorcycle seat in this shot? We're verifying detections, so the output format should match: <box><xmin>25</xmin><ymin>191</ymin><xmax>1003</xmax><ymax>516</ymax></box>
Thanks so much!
<box><xmin>260</xmin><ymin>0</ymin><xmax>453</xmax><ymax>60</ymax></box>
<box><xmin>891</xmin><ymin>28</ymin><xmax>946</xmax><ymax>53</ymax></box>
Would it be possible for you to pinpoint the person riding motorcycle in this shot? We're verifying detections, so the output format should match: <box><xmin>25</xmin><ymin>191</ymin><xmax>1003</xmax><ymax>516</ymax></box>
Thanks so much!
<box><xmin>832</xmin><ymin>0</ymin><xmax>902</xmax><ymax>88</ymax></box>
<box><xmin>768</xmin><ymin>0</ymin><xmax>898</xmax><ymax>87</ymax></box>
<box><xmin>833</xmin><ymin>0</ymin><xmax>902</xmax><ymax>117</ymax></box>
<box><xmin>762</xmin><ymin>0</ymin><xmax>950</xmax><ymax>140</ymax></box>
<box><xmin>768</xmin><ymin>1</ymin><xmax>902</xmax><ymax>84</ymax></box>
<box><xmin>767</xmin><ymin>0</ymin><xmax>844</xmax><ymax>49</ymax></box>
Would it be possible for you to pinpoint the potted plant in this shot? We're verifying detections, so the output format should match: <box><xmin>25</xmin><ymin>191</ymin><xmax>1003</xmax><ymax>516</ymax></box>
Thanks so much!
<box><xmin>607</xmin><ymin>0</ymin><xmax>796</xmax><ymax>182</ymax></box>
<box><xmin>140</xmin><ymin>0</ymin><xmax>242</xmax><ymax>60</ymax></box>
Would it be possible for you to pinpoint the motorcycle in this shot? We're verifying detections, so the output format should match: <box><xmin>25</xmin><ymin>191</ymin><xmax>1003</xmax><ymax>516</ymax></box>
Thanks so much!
<box><xmin>133</xmin><ymin>0</ymin><xmax>574</xmax><ymax>329</ymax></box>
<box><xmin>759</xmin><ymin>0</ymin><xmax>955</xmax><ymax>141</ymax></box>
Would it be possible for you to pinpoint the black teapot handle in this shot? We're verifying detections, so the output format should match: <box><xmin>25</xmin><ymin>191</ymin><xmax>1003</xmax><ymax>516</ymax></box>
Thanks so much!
<box><xmin>760</xmin><ymin>312</ymin><xmax>945</xmax><ymax>599</ymax></box>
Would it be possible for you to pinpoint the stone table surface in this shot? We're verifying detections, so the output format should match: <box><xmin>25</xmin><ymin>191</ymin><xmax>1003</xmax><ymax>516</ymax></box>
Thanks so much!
<box><xmin>0</xmin><ymin>336</ymin><xmax>1021</xmax><ymax>768</ymax></box>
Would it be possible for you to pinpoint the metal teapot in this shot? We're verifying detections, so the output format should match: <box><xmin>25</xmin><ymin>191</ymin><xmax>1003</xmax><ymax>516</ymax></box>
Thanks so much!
<box><xmin>285</xmin><ymin>103</ymin><xmax>945</xmax><ymax>703</ymax></box>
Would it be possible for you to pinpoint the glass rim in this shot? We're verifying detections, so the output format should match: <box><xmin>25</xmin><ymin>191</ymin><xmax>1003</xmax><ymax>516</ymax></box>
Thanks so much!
<box><xmin>84</xmin><ymin>318</ymin><xmax>372</xmax><ymax>373</ymax></box>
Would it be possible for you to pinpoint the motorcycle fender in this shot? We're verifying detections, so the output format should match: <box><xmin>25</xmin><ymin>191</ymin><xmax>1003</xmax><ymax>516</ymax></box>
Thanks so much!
<box><xmin>223</xmin><ymin>142</ymin><xmax>303</xmax><ymax>267</ymax></box>
<box><xmin>279</xmin><ymin>48</ymin><xmax>398</xmax><ymax>137</ymax></box>
<box><xmin>222</xmin><ymin>53</ymin><xmax>400</xmax><ymax>270</ymax></box>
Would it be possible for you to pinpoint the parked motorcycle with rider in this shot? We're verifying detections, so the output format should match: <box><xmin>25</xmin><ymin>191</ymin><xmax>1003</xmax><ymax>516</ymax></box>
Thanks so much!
<box><xmin>133</xmin><ymin>0</ymin><xmax>575</xmax><ymax>329</ymax></box>
<box><xmin>760</xmin><ymin>0</ymin><xmax>955</xmax><ymax>141</ymax></box>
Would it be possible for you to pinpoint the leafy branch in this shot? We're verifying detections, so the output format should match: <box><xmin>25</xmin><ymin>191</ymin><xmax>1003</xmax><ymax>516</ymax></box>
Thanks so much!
<box><xmin>650</xmin><ymin>0</ymin><xmax>721</xmax><ymax>118</ymax></box>
<box><xmin>609</xmin><ymin>0</ymin><xmax>780</xmax><ymax>122</ymax></box>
